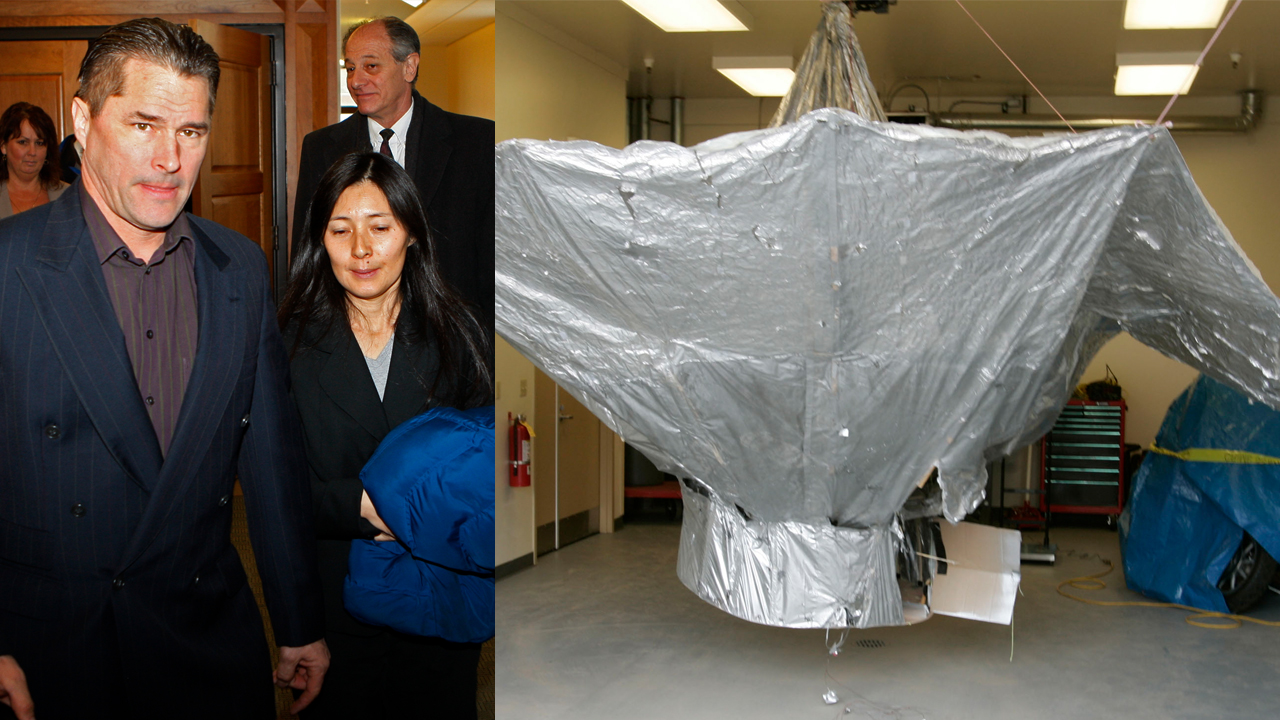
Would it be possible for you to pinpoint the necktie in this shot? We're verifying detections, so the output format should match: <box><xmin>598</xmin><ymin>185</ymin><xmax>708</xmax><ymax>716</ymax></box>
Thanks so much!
<box><xmin>379</xmin><ymin>128</ymin><xmax>395</xmax><ymax>159</ymax></box>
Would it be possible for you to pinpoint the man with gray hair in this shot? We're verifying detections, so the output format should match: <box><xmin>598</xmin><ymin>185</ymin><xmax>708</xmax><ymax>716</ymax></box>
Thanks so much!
<box><xmin>0</xmin><ymin>18</ymin><xmax>328</xmax><ymax>720</ymax></box>
<box><xmin>293</xmin><ymin>16</ymin><xmax>494</xmax><ymax>333</ymax></box>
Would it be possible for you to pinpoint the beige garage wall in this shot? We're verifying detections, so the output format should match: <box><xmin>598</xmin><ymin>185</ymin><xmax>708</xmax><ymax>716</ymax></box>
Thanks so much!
<box><xmin>495</xmin><ymin>6</ymin><xmax>627</xmax><ymax>145</ymax></box>
<box><xmin>494</xmin><ymin>4</ymin><xmax>627</xmax><ymax>567</ymax></box>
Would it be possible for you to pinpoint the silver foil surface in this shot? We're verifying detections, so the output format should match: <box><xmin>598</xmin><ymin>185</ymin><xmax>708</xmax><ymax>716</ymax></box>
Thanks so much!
<box><xmin>495</xmin><ymin>109</ymin><xmax>1280</xmax><ymax>628</ymax></box>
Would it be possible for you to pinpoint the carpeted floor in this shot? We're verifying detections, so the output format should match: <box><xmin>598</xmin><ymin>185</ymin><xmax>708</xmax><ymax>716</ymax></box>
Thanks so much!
<box><xmin>232</xmin><ymin>497</ymin><xmax>495</xmax><ymax>720</ymax></box>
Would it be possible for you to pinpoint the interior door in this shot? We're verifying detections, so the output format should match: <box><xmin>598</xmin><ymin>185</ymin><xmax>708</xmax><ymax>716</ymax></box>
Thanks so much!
<box><xmin>533</xmin><ymin>369</ymin><xmax>601</xmax><ymax>553</ymax></box>
<box><xmin>556</xmin><ymin>387</ymin><xmax>601</xmax><ymax>536</ymax></box>
<box><xmin>190</xmin><ymin>20</ymin><xmax>275</xmax><ymax>282</ymax></box>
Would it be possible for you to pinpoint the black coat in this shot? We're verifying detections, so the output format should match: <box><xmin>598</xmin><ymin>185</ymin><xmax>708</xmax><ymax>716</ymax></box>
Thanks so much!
<box><xmin>283</xmin><ymin>320</ymin><xmax>487</xmax><ymax>637</ymax></box>
<box><xmin>0</xmin><ymin>187</ymin><xmax>322</xmax><ymax>719</ymax></box>
<box><xmin>292</xmin><ymin>93</ymin><xmax>495</xmax><ymax>332</ymax></box>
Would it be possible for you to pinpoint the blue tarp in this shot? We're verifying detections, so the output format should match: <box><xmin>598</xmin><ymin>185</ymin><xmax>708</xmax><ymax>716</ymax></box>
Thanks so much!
<box><xmin>343</xmin><ymin>406</ymin><xmax>495</xmax><ymax>643</ymax></box>
<box><xmin>1120</xmin><ymin>376</ymin><xmax>1280</xmax><ymax>612</ymax></box>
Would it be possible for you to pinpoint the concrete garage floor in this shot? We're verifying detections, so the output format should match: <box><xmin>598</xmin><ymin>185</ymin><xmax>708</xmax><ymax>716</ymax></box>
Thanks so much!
<box><xmin>497</xmin><ymin>521</ymin><xmax>1280</xmax><ymax>720</ymax></box>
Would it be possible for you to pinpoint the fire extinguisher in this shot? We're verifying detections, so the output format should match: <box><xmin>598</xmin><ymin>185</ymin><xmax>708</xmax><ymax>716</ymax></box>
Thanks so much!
<box><xmin>509</xmin><ymin>412</ymin><xmax>533</xmax><ymax>487</ymax></box>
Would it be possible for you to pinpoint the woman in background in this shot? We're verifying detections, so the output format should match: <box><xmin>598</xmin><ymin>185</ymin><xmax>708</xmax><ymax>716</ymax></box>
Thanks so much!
<box><xmin>279</xmin><ymin>151</ymin><xmax>492</xmax><ymax>719</ymax></box>
<box><xmin>0</xmin><ymin>102</ymin><xmax>67</xmax><ymax>218</ymax></box>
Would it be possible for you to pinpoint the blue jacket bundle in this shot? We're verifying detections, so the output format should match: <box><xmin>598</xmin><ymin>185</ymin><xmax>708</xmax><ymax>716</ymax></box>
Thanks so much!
<box><xmin>344</xmin><ymin>406</ymin><xmax>495</xmax><ymax>643</ymax></box>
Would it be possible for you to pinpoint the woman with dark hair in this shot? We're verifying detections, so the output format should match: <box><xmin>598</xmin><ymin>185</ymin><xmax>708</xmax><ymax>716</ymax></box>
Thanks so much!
<box><xmin>0</xmin><ymin>102</ymin><xmax>67</xmax><ymax>218</ymax></box>
<box><xmin>279</xmin><ymin>151</ymin><xmax>492</xmax><ymax>719</ymax></box>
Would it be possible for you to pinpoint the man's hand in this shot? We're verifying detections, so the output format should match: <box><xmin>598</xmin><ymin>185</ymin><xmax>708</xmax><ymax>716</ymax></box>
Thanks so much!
<box><xmin>273</xmin><ymin>639</ymin><xmax>330</xmax><ymax>715</ymax></box>
<box><xmin>0</xmin><ymin>655</ymin><xmax>34</xmax><ymax>720</ymax></box>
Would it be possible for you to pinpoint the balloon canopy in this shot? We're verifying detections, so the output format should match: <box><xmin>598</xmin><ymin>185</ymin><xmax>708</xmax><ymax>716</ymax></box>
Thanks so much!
<box><xmin>495</xmin><ymin>110</ymin><xmax>1280</xmax><ymax>627</ymax></box>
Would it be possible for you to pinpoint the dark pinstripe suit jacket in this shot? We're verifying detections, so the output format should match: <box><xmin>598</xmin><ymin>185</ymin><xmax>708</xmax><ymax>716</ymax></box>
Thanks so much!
<box><xmin>0</xmin><ymin>187</ymin><xmax>324</xmax><ymax>719</ymax></box>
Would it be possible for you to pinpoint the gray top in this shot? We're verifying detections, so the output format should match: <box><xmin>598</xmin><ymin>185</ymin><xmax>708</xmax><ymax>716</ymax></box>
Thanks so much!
<box><xmin>364</xmin><ymin>338</ymin><xmax>394</xmax><ymax>401</ymax></box>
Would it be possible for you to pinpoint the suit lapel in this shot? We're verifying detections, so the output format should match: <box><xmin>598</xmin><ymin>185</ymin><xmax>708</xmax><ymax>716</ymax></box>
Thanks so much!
<box><xmin>16</xmin><ymin>190</ymin><xmax>163</xmax><ymax>492</ymax></box>
<box><xmin>120</xmin><ymin>222</ymin><xmax>245</xmax><ymax>567</ymax></box>
<box><xmin>382</xmin><ymin>337</ymin><xmax>435</xmax><ymax>429</ymax></box>
<box><xmin>404</xmin><ymin>94</ymin><xmax>452</xmax><ymax>208</ymax></box>
<box><xmin>347</xmin><ymin>111</ymin><xmax>373</xmax><ymax>153</ymax></box>
<box><xmin>319</xmin><ymin>324</ymin><xmax>390</xmax><ymax>440</ymax></box>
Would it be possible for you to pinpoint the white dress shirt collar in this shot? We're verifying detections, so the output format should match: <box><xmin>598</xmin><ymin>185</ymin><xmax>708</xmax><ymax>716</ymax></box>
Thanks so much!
<box><xmin>367</xmin><ymin>101</ymin><xmax>415</xmax><ymax>168</ymax></box>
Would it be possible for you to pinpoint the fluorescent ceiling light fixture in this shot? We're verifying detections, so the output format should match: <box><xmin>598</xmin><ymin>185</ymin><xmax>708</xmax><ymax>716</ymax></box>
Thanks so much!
<box><xmin>401</xmin><ymin>0</ymin><xmax>424</xmax><ymax>7</ymax></box>
<box><xmin>1115</xmin><ymin>53</ymin><xmax>1201</xmax><ymax>95</ymax></box>
<box><xmin>713</xmin><ymin>56</ymin><xmax>794</xmax><ymax>97</ymax></box>
<box><xmin>1123</xmin><ymin>0</ymin><xmax>1228</xmax><ymax>29</ymax></box>
<box><xmin>622</xmin><ymin>0</ymin><xmax>748</xmax><ymax>32</ymax></box>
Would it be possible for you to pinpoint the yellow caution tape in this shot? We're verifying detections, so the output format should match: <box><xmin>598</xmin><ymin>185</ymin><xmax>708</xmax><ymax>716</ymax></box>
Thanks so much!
<box><xmin>1149</xmin><ymin>445</ymin><xmax>1280</xmax><ymax>465</ymax></box>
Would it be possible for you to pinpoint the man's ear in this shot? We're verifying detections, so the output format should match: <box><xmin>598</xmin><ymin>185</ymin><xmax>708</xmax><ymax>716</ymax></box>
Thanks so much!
<box><xmin>71</xmin><ymin>97</ymin><xmax>91</xmax><ymax>150</ymax></box>
<box><xmin>403</xmin><ymin>53</ymin><xmax>420</xmax><ymax>84</ymax></box>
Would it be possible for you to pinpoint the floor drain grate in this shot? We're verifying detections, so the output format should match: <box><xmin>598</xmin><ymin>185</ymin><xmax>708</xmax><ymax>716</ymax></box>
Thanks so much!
<box><xmin>856</xmin><ymin>639</ymin><xmax>885</xmax><ymax>649</ymax></box>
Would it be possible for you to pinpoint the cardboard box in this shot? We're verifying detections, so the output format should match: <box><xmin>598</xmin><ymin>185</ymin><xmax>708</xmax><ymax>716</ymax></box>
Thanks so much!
<box><xmin>928</xmin><ymin>521</ymin><xmax>1021</xmax><ymax>625</ymax></box>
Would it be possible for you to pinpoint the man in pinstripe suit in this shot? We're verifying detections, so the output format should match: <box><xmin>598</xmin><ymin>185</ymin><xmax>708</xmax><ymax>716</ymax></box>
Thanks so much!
<box><xmin>0</xmin><ymin>19</ymin><xmax>328</xmax><ymax>720</ymax></box>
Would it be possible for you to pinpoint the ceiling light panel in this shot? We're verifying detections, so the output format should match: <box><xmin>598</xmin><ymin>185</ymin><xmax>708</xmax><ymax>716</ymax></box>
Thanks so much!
<box><xmin>716</xmin><ymin>68</ymin><xmax>796</xmax><ymax>96</ymax></box>
<box><xmin>1123</xmin><ymin>0</ymin><xmax>1229</xmax><ymax>29</ymax></box>
<box><xmin>621</xmin><ymin>0</ymin><xmax>748</xmax><ymax>32</ymax></box>
<box><xmin>713</xmin><ymin>56</ymin><xmax>795</xmax><ymax>96</ymax></box>
<box><xmin>1115</xmin><ymin>53</ymin><xmax>1202</xmax><ymax>95</ymax></box>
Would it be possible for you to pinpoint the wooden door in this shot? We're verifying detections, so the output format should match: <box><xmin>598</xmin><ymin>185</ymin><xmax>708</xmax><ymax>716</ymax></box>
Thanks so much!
<box><xmin>190</xmin><ymin>21</ymin><xmax>275</xmax><ymax>280</ymax></box>
<box><xmin>0</xmin><ymin>40</ymin><xmax>86</xmax><ymax>143</ymax></box>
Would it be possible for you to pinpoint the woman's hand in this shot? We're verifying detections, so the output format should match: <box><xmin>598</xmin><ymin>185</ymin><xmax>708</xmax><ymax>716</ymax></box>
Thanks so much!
<box><xmin>360</xmin><ymin>489</ymin><xmax>396</xmax><ymax>541</ymax></box>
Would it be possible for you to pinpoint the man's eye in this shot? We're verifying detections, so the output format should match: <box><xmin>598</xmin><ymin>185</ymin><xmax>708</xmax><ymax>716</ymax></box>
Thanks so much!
<box><xmin>135</xmin><ymin>123</ymin><xmax>151</xmax><ymax>131</ymax></box>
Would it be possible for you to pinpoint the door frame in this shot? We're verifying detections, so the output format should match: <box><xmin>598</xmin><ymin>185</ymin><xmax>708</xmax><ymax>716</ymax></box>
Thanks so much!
<box><xmin>0</xmin><ymin>24</ymin><xmax>289</xmax><ymax>299</ymax></box>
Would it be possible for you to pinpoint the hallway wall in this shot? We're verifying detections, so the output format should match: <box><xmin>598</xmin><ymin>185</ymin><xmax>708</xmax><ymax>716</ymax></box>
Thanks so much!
<box><xmin>494</xmin><ymin>4</ymin><xmax>627</xmax><ymax>568</ymax></box>
<box><xmin>416</xmin><ymin>21</ymin><xmax>495</xmax><ymax>120</ymax></box>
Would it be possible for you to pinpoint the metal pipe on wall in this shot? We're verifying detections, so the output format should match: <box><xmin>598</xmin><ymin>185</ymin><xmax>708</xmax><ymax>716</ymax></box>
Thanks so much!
<box><xmin>933</xmin><ymin>90</ymin><xmax>1262</xmax><ymax>133</ymax></box>
<box><xmin>627</xmin><ymin>97</ymin><xmax>641</xmax><ymax>144</ymax></box>
<box><xmin>672</xmin><ymin>96</ymin><xmax>685</xmax><ymax>146</ymax></box>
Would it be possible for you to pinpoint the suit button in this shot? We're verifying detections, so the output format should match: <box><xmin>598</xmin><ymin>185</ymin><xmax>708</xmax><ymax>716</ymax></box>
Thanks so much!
<box><xmin>44</xmin><ymin>424</ymin><xmax>60</xmax><ymax>439</ymax></box>
<box><xmin>218</xmin><ymin>495</ymin><xmax>230</xmax><ymax>507</ymax></box>
<box><xmin>241</xmin><ymin>413</ymin><xmax>250</xmax><ymax>428</ymax></box>
<box><xmin>71</xmin><ymin>503</ymin><xmax>86</xmax><ymax>518</ymax></box>
<box><xmin>112</xmin><ymin>577</ymin><xmax>125</xmax><ymax>589</ymax></box>
<box><xmin>193</xmin><ymin>575</ymin><xmax>201</xmax><ymax>586</ymax></box>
